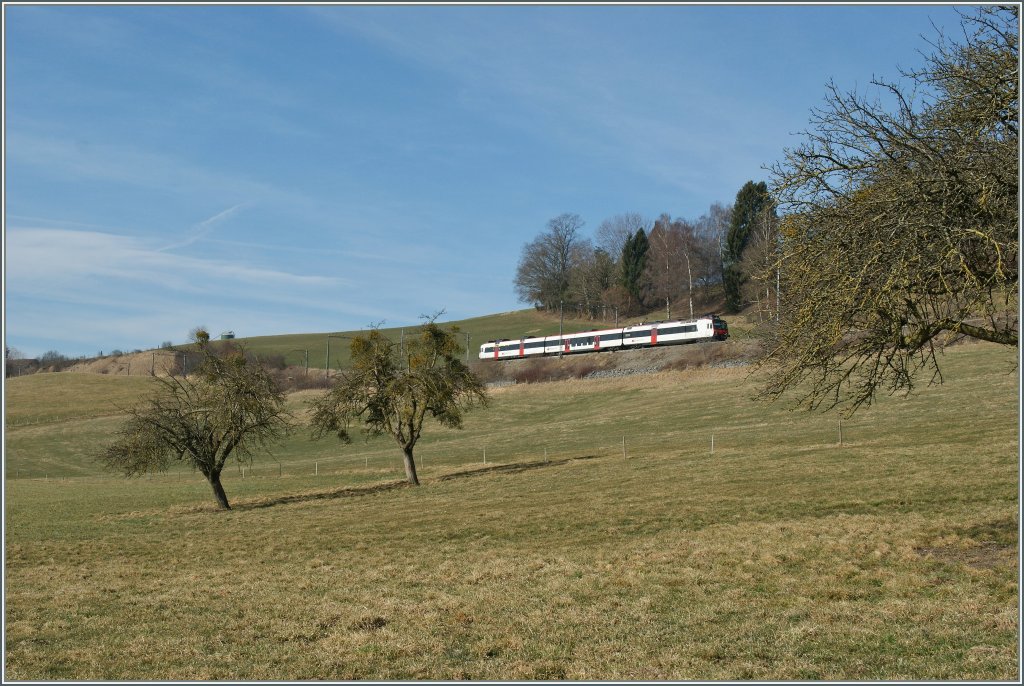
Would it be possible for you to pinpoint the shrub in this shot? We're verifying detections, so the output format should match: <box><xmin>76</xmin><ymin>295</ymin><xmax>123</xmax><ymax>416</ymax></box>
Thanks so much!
<box><xmin>37</xmin><ymin>350</ymin><xmax>75</xmax><ymax>372</ymax></box>
<box><xmin>262</xmin><ymin>354</ymin><xmax>287</xmax><ymax>371</ymax></box>
<box><xmin>268</xmin><ymin>367</ymin><xmax>332</xmax><ymax>392</ymax></box>
<box><xmin>512</xmin><ymin>364</ymin><xmax>549</xmax><ymax>385</ymax></box>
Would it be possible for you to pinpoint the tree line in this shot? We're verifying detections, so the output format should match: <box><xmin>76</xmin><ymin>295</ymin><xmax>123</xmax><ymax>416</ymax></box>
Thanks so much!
<box><xmin>514</xmin><ymin>185</ymin><xmax>777</xmax><ymax>321</ymax></box>
<box><xmin>513</xmin><ymin>206</ymin><xmax>719</xmax><ymax>320</ymax></box>
<box><xmin>515</xmin><ymin>6</ymin><xmax>1017</xmax><ymax>414</ymax></box>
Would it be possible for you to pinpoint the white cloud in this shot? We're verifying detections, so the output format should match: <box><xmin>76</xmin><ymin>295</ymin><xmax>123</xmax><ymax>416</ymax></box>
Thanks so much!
<box><xmin>6</xmin><ymin>132</ymin><xmax>268</xmax><ymax>199</ymax></box>
<box><xmin>4</xmin><ymin>226</ymin><xmax>407</xmax><ymax>355</ymax></box>
<box><xmin>6</xmin><ymin>227</ymin><xmax>342</xmax><ymax>295</ymax></box>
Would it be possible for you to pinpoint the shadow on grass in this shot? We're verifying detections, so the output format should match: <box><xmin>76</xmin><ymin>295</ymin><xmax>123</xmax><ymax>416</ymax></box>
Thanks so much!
<box><xmin>229</xmin><ymin>454</ymin><xmax>603</xmax><ymax>512</ymax></box>
<box><xmin>233</xmin><ymin>479</ymin><xmax>413</xmax><ymax>511</ymax></box>
<box><xmin>434</xmin><ymin>454</ymin><xmax>600</xmax><ymax>481</ymax></box>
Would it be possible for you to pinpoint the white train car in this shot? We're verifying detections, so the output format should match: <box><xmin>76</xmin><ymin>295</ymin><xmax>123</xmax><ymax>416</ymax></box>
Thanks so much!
<box><xmin>479</xmin><ymin>315</ymin><xmax>728</xmax><ymax>360</ymax></box>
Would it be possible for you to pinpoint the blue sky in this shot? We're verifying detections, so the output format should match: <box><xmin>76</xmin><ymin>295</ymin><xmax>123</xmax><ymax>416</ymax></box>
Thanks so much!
<box><xmin>4</xmin><ymin>3</ymin><xmax>968</xmax><ymax>358</ymax></box>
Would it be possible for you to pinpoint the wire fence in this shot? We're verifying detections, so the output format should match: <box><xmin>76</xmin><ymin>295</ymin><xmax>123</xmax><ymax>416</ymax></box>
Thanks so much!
<box><xmin>6</xmin><ymin>417</ymin><xmax>862</xmax><ymax>485</ymax></box>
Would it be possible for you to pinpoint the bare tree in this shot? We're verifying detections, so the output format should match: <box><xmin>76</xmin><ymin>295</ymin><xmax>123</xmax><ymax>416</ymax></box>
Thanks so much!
<box><xmin>646</xmin><ymin>215</ymin><xmax>698</xmax><ymax>320</ymax></box>
<box><xmin>5</xmin><ymin>346</ymin><xmax>26</xmax><ymax>378</ymax></box>
<box><xmin>99</xmin><ymin>333</ymin><xmax>294</xmax><ymax>509</ymax></box>
<box><xmin>568</xmin><ymin>244</ymin><xmax>614</xmax><ymax>319</ymax></box>
<box><xmin>514</xmin><ymin>213</ymin><xmax>586</xmax><ymax>310</ymax></box>
<box><xmin>692</xmin><ymin>202</ymin><xmax>732</xmax><ymax>297</ymax></box>
<box><xmin>189</xmin><ymin>325</ymin><xmax>210</xmax><ymax>345</ymax></box>
<box><xmin>595</xmin><ymin>212</ymin><xmax>648</xmax><ymax>265</ymax></box>
<box><xmin>308</xmin><ymin>318</ymin><xmax>487</xmax><ymax>486</ymax></box>
<box><xmin>758</xmin><ymin>6</ymin><xmax>1018</xmax><ymax>414</ymax></box>
<box><xmin>739</xmin><ymin>204</ymin><xmax>781</xmax><ymax>322</ymax></box>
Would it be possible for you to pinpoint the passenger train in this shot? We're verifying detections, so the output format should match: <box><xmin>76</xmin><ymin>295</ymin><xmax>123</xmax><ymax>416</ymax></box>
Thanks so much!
<box><xmin>479</xmin><ymin>315</ymin><xmax>729</xmax><ymax>360</ymax></box>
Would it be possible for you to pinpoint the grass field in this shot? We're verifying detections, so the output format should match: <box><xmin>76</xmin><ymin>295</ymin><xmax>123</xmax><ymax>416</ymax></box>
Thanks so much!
<box><xmin>211</xmin><ymin>304</ymin><xmax>753</xmax><ymax>371</ymax></box>
<box><xmin>225</xmin><ymin>308</ymin><xmax>643</xmax><ymax>370</ymax></box>
<box><xmin>3</xmin><ymin>342</ymin><xmax>1019</xmax><ymax>679</ymax></box>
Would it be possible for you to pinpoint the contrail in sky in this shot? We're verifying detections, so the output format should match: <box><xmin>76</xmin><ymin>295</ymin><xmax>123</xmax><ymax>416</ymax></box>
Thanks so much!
<box><xmin>159</xmin><ymin>203</ymin><xmax>246</xmax><ymax>251</ymax></box>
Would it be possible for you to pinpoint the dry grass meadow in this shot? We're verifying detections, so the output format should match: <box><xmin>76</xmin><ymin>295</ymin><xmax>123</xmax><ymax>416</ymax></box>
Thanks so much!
<box><xmin>3</xmin><ymin>341</ymin><xmax>1019</xmax><ymax>680</ymax></box>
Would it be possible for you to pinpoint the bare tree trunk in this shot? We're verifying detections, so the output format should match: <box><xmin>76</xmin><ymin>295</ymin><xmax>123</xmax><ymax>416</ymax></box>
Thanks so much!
<box><xmin>402</xmin><ymin>445</ymin><xmax>420</xmax><ymax>486</ymax></box>
<box><xmin>685</xmin><ymin>254</ymin><xmax>693</xmax><ymax>320</ymax></box>
<box><xmin>208</xmin><ymin>471</ymin><xmax>231</xmax><ymax>510</ymax></box>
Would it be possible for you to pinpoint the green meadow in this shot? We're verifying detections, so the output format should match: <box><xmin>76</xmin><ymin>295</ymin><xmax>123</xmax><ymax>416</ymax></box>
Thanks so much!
<box><xmin>3</xmin><ymin>342</ymin><xmax>1019</xmax><ymax>680</ymax></box>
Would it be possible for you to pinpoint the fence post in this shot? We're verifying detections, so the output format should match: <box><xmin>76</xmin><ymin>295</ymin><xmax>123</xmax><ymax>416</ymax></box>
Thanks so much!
<box><xmin>711</xmin><ymin>433</ymin><xmax>714</xmax><ymax>455</ymax></box>
<box><xmin>622</xmin><ymin>436</ymin><xmax>626</xmax><ymax>460</ymax></box>
<box><xmin>315</xmin><ymin>461</ymin><xmax>318</xmax><ymax>477</ymax></box>
<box><xmin>483</xmin><ymin>448</ymin><xmax>487</xmax><ymax>465</ymax></box>
<box><xmin>838</xmin><ymin>419</ymin><xmax>843</xmax><ymax>446</ymax></box>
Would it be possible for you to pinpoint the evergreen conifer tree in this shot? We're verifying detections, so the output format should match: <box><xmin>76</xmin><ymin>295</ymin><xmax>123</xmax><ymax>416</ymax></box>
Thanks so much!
<box><xmin>724</xmin><ymin>181</ymin><xmax>774</xmax><ymax>312</ymax></box>
<box><xmin>621</xmin><ymin>228</ymin><xmax>649</xmax><ymax>310</ymax></box>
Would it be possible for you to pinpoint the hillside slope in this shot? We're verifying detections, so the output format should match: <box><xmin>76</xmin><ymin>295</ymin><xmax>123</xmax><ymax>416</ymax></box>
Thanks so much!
<box><xmin>4</xmin><ymin>342</ymin><xmax>1018</xmax><ymax>679</ymax></box>
<box><xmin>230</xmin><ymin>308</ymin><xmax>699</xmax><ymax>370</ymax></box>
<box><xmin>58</xmin><ymin>307</ymin><xmax>753</xmax><ymax>378</ymax></box>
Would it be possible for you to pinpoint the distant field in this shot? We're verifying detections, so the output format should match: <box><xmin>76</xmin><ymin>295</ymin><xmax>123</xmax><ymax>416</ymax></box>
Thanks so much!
<box><xmin>58</xmin><ymin>307</ymin><xmax>748</xmax><ymax>378</ymax></box>
<box><xmin>3</xmin><ymin>342</ymin><xmax>1018</xmax><ymax>679</ymax></box>
<box><xmin>223</xmin><ymin>308</ymin><xmax>718</xmax><ymax>370</ymax></box>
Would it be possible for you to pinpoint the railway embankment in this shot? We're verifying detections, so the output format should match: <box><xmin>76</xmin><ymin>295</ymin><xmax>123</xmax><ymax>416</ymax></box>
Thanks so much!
<box><xmin>475</xmin><ymin>337</ymin><xmax>760</xmax><ymax>386</ymax></box>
